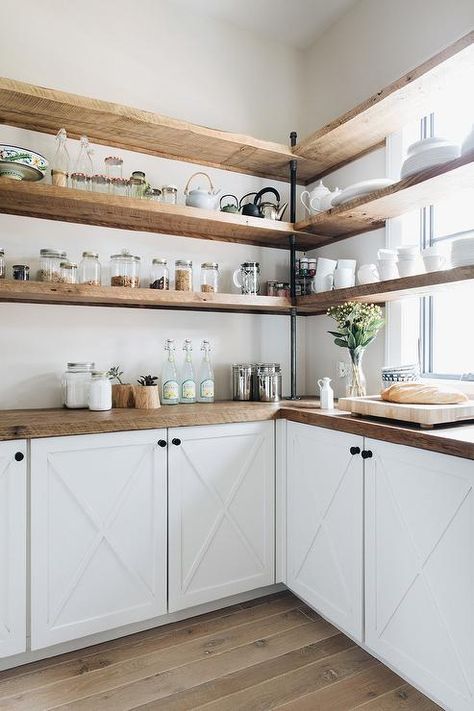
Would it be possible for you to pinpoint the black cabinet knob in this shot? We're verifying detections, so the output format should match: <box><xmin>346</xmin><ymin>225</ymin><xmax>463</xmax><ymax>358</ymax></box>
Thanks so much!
<box><xmin>350</xmin><ymin>446</ymin><xmax>361</xmax><ymax>456</ymax></box>
<box><xmin>172</xmin><ymin>438</ymin><xmax>182</xmax><ymax>446</ymax></box>
<box><xmin>157</xmin><ymin>440</ymin><xmax>167</xmax><ymax>448</ymax></box>
<box><xmin>361</xmin><ymin>450</ymin><xmax>373</xmax><ymax>459</ymax></box>
<box><xmin>14</xmin><ymin>452</ymin><xmax>24</xmax><ymax>462</ymax></box>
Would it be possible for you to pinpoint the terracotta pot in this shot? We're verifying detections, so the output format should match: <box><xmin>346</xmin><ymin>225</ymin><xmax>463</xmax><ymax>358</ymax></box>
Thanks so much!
<box><xmin>133</xmin><ymin>385</ymin><xmax>161</xmax><ymax>409</ymax></box>
<box><xmin>112</xmin><ymin>383</ymin><xmax>135</xmax><ymax>408</ymax></box>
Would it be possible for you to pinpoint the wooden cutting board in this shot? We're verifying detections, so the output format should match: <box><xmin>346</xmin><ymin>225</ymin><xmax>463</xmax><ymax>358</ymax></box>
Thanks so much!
<box><xmin>338</xmin><ymin>395</ymin><xmax>474</xmax><ymax>428</ymax></box>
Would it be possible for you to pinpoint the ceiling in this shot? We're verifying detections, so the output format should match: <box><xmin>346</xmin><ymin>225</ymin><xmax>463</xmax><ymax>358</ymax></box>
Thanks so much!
<box><xmin>167</xmin><ymin>0</ymin><xmax>359</xmax><ymax>49</ymax></box>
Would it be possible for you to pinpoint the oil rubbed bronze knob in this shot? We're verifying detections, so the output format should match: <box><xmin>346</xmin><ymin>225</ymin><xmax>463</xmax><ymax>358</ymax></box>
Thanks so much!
<box><xmin>172</xmin><ymin>438</ymin><xmax>182</xmax><ymax>446</ymax></box>
<box><xmin>157</xmin><ymin>440</ymin><xmax>167</xmax><ymax>448</ymax></box>
<box><xmin>15</xmin><ymin>452</ymin><xmax>24</xmax><ymax>461</ymax></box>
<box><xmin>350</xmin><ymin>446</ymin><xmax>361</xmax><ymax>455</ymax></box>
<box><xmin>361</xmin><ymin>450</ymin><xmax>373</xmax><ymax>459</ymax></box>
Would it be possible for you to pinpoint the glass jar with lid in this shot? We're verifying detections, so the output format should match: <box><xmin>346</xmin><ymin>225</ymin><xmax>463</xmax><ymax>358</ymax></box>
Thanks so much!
<box><xmin>110</xmin><ymin>249</ymin><xmax>140</xmax><ymax>287</ymax></box>
<box><xmin>161</xmin><ymin>185</ymin><xmax>178</xmax><ymax>204</ymax></box>
<box><xmin>88</xmin><ymin>371</ymin><xmax>112</xmax><ymax>411</ymax></box>
<box><xmin>200</xmin><ymin>262</ymin><xmax>219</xmax><ymax>293</ymax></box>
<box><xmin>130</xmin><ymin>171</ymin><xmax>147</xmax><ymax>199</ymax></box>
<box><xmin>39</xmin><ymin>249</ymin><xmax>67</xmax><ymax>282</ymax></box>
<box><xmin>175</xmin><ymin>259</ymin><xmax>193</xmax><ymax>291</ymax></box>
<box><xmin>62</xmin><ymin>362</ymin><xmax>95</xmax><ymax>409</ymax></box>
<box><xmin>90</xmin><ymin>174</ymin><xmax>109</xmax><ymax>193</ymax></box>
<box><xmin>0</xmin><ymin>249</ymin><xmax>4</xmax><ymax>279</ymax></box>
<box><xmin>104</xmin><ymin>156</ymin><xmax>123</xmax><ymax>180</ymax></box>
<box><xmin>70</xmin><ymin>172</ymin><xmax>89</xmax><ymax>191</ymax></box>
<box><xmin>111</xmin><ymin>177</ymin><xmax>130</xmax><ymax>197</ymax></box>
<box><xmin>79</xmin><ymin>251</ymin><xmax>101</xmax><ymax>286</ymax></box>
<box><xmin>60</xmin><ymin>261</ymin><xmax>78</xmax><ymax>284</ymax></box>
<box><xmin>150</xmin><ymin>259</ymin><xmax>169</xmax><ymax>289</ymax></box>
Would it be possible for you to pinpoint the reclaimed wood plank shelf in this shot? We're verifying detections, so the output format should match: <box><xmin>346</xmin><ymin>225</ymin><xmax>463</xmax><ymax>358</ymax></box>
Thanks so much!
<box><xmin>296</xmin><ymin>265</ymin><xmax>474</xmax><ymax>315</ymax></box>
<box><xmin>0</xmin><ymin>179</ymin><xmax>318</xmax><ymax>250</ymax></box>
<box><xmin>0</xmin><ymin>77</ymin><xmax>316</xmax><ymax>184</ymax></box>
<box><xmin>294</xmin><ymin>152</ymin><xmax>474</xmax><ymax>245</ymax></box>
<box><xmin>294</xmin><ymin>32</ymin><xmax>474</xmax><ymax>181</ymax></box>
<box><xmin>0</xmin><ymin>280</ymin><xmax>292</xmax><ymax>314</ymax></box>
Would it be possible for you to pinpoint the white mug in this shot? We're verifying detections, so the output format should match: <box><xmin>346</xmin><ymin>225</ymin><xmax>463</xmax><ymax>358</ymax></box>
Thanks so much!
<box><xmin>315</xmin><ymin>257</ymin><xmax>337</xmax><ymax>276</ymax></box>
<box><xmin>312</xmin><ymin>273</ymin><xmax>334</xmax><ymax>293</ymax></box>
<box><xmin>377</xmin><ymin>259</ymin><xmax>399</xmax><ymax>281</ymax></box>
<box><xmin>337</xmin><ymin>259</ymin><xmax>357</xmax><ymax>272</ymax></box>
<box><xmin>357</xmin><ymin>263</ymin><xmax>379</xmax><ymax>284</ymax></box>
<box><xmin>397</xmin><ymin>259</ymin><xmax>423</xmax><ymax>278</ymax></box>
<box><xmin>334</xmin><ymin>267</ymin><xmax>355</xmax><ymax>289</ymax></box>
<box><xmin>423</xmin><ymin>254</ymin><xmax>446</xmax><ymax>272</ymax></box>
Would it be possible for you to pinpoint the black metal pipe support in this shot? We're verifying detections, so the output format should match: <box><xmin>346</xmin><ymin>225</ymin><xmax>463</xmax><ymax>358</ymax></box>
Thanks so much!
<box><xmin>288</xmin><ymin>131</ymin><xmax>299</xmax><ymax>400</ymax></box>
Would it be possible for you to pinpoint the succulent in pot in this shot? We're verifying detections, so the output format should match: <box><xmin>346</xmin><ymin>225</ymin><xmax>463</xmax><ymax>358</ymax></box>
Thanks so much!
<box><xmin>134</xmin><ymin>374</ymin><xmax>161</xmax><ymax>409</ymax></box>
<box><xmin>137</xmin><ymin>374</ymin><xmax>158</xmax><ymax>386</ymax></box>
<box><xmin>107</xmin><ymin>365</ymin><xmax>134</xmax><ymax>408</ymax></box>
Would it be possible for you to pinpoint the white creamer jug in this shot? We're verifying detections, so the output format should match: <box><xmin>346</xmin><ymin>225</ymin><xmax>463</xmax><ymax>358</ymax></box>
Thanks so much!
<box><xmin>318</xmin><ymin>377</ymin><xmax>334</xmax><ymax>410</ymax></box>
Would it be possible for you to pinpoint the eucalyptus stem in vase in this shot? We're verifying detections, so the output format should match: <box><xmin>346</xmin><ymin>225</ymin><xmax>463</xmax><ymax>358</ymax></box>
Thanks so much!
<box><xmin>327</xmin><ymin>302</ymin><xmax>385</xmax><ymax>397</ymax></box>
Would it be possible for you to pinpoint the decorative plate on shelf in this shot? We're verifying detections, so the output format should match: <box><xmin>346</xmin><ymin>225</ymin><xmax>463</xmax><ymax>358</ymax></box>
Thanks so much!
<box><xmin>331</xmin><ymin>179</ymin><xmax>395</xmax><ymax>207</ymax></box>
<box><xmin>0</xmin><ymin>144</ymin><xmax>48</xmax><ymax>181</ymax></box>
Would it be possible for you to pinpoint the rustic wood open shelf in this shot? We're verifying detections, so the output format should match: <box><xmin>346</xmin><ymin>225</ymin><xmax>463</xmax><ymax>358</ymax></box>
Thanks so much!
<box><xmin>296</xmin><ymin>265</ymin><xmax>474</xmax><ymax>315</ymax></box>
<box><xmin>294</xmin><ymin>152</ymin><xmax>474</xmax><ymax>245</ymax></box>
<box><xmin>294</xmin><ymin>32</ymin><xmax>473</xmax><ymax>182</ymax></box>
<box><xmin>0</xmin><ymin>179</ymin><xmax>318</xmax><ymax>250</ymax></box>
<box><xmin>0</xmin><ymin>280</ymin><xmax>292</xmax><ymax>314</ymax></box>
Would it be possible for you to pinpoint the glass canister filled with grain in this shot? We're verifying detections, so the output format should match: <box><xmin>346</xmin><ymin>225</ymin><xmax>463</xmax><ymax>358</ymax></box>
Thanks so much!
<box><xmin>39</xmin><ymin>249</ymin><xmax>67</xmax><ymax>282</ymax></box>
<box><xmin>110</xmin><ymin>249</ymin><xmax>141</xmax><ymax>287</ymax></box>
<box><xmin>200</xmin><ymin>262</ymin><xmax>219</xmax><ymax>293</ymax></box>
<box><xmin>79</xmin><ymin>251</ymin><xmax>101</xmax><ymax>286</ymax></box>
<box><xmin>150</xmin><ymin>258</ymin><xmax>169</xmax><ymax>289</ymax></box>
<box><xmin>175</xmin><ymin>259</ymin><xmax>193</xmax><ymax>291</ymax></box>
<box><xmin>60</xmin><ymin>260</ymin><xmax>78</xmax><ymax>284</ymax></box>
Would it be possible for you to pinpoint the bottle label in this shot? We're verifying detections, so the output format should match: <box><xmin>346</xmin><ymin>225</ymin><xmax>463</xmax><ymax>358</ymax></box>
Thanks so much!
<box><xmin>163</xmin><ymin>380</ymin><xmax>179</xmax><ymax>401</ymax></box>
<box><xmin>200</xmin><ymin>379</ymin><xmax>214</xmax><ymax>399</ymax></box>
<box><xmin>181</xmin><ymin>380</ymin><xmax>196</xmax><ymax>400</ymax></box>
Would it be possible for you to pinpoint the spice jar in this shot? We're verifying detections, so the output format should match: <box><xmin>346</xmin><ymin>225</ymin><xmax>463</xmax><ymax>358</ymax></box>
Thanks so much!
<box><xmin>90</xmin><ymin>174</ymin><xmax>109</xmax><ymax>193</ymax></box>
<box><xmin>161</xmin><ymin>185</ymin><xmax>178</xmax><ymax>204</ymax></box>
<box><xmin>175</xmin><ymin>259</ymin><xmax>193</xmax><ymax>291</ymax></box>
<box><xmin>60</xmin><ymin>261</ymin><xmax>78</xmax><ymax>284</ymax></box>
<box><xmin>70</xmin><ymin>172</ymin><xmax>89</xmax><ymax>191</ymax></box>
<box><xmin>299</xmin><ymin>257</ymin><xmax>309</xmax><ymax>277</ymax></box>
<box><xmin>308</xmin><ymin>258</ymin><xmax>317</xmax><ymax>277</ymax></box>
<box><xmin>12</xmin><ymin>265</ymin><xmax>29</xmax><ymax>281</ymax></box>
<box><xmin>104</xmin><ymin>156</ymin><xmax>123</xmax><ymax>180</ymax></box>
<box><xmin>39</xmin><ymin>249</ymin><xmax>67</xmax><ymax>282</ymax></box>
<box><xmin>88</xmin><ymin>371</ymin><xmax>112</xmax><ymax>411</ymax></box>
<box><xmin>111</xmin><ymin>177</ymin><xmax>130</xmax><ymax>197</ymax></box>
<box><xmin>267</xmin><ymin>280</ymin><xmax>277</xmax><ymax>296</ymax></box>
<box><xmin>276</xmin><ymin>282</ymin><xmax>290</xmax><ymax>297</ymax></box>
<box><xmin>0</xmin><ymin>249</ymin><xmax>4</xmax><ymax>279</ymax></box>
<box><xmin>201</xmin><ymin>262</ymin><xmax>219</xmax><ymax>293</ymax></box>
<box><xmin>110</xmin><ymin>249</ymin><xmax>141</xmax><ymax>287</ymax></box>
<box><xmin>79</xmin><ymin>251</ymin><xmax>101</xmax><ymax>286</ymax></box>
<box><xmin>62</xmin><ymin>362</ymin><xmax>95</xmax><ymax>409</ymax></box>
<box><xmin>150</xmin><ymin>259</ymin><xmax>169</xmax><ymax>289</ymax></box>
<box><xmin>130</xmin><ymin>171</ymin><xmax>147</xmax><ymax>199</ymax></box>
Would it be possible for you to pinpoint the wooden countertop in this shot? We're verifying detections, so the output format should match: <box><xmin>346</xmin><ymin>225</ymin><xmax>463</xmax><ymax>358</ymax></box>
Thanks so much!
<box><xmin>0</xmin><ymin>400</ymin><xmax>473</xmax><ymax>460</ymax></box>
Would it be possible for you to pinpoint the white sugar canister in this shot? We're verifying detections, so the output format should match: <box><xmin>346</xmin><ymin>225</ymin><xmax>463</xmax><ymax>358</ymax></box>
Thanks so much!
<box><xmin>89</xmin><ymin>371</ymin><xmax>112</xmax><ymax>411</ymax></box>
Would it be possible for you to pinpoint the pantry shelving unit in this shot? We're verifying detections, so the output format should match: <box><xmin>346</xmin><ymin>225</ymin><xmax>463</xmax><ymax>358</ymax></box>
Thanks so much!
<box><xmin>0</xmin><ymin>31</ymin><xmax>472</xmax><ymax>397</ymax></box>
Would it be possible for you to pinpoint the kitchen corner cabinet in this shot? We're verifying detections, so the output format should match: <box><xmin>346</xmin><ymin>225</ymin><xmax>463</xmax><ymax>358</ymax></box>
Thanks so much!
<box><xmin>168</xmin><ymin>422</ymin><xmax>275</xmax><ymax>612</ymax></box>
<box><xmin>286</xmin><ymin>422</ymin><xmax>364</xmax><ymax>641</ymax></box>
<box><xmin>0</xmin><ymin>440</ymin><xmax>27</xmax><ymax>658</ymax></box>
<box><xmin>365</xmin><ymin>439</ymin><xmax>474</xmax><ymax>711</ymax></box>
<box><xmin>30</xmin><ymin>430</ymin><xmax>167</xmax><ymax>649</ymax></box>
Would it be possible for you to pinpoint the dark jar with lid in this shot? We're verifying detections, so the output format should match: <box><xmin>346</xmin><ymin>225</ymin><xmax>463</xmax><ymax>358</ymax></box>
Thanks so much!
<box><xmin>12</xmin><ymin>265</ymin><xmax>29</xmax><ymax>281</ymax></box>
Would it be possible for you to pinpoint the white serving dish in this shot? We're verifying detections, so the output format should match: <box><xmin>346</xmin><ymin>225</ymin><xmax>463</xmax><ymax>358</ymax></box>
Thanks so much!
<box><xmin>331</xmin><ymin>179</ymin><xmax>395</xmax><ymax>206</ymax></box>
<box><xmin>400</xmin><ymin>137</ymin><xmax>460</xmax><ymax>179</ymax></box>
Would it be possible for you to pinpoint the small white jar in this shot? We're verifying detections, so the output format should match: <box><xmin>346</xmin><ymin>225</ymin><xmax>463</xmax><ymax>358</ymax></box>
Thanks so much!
<box><xmin>63</xmin><ymin>362</ymin><xmax>94</xmax><ymax>409</ymax></box>
<box><xmin>89</xmin><ymin>371</ymin><xmax>112</xmax><ymax>411</ymax></box>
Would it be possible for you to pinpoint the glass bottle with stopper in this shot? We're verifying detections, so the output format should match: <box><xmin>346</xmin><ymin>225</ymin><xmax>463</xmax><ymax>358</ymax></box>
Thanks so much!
<box><xmin>198</xmin><ymin>340</ymin><xmax>214</xmax><ymax>403</ymax></box>
<box><xmin>180</xmin><ymin>339</ymin><xmax>196</xmax><ymax>404</ymax></box>
<box><xmin>161</xmin><ymin>339</ymin><xmax>179</xmax><ymax>405</ymax></box>
<box><xmin>73</xmin><ymin>135</ymin><xmax>94</xmax><ymax>183</ymax></box>
<box><xmin>51</xmin><ymin>128</ymin><xmax>70</xmax><ymax>187</ymax></box>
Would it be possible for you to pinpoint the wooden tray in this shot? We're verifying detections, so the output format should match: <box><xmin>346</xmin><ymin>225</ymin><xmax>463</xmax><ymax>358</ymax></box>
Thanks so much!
<box><xmin>338</xmin><ymin>395</ymin><xmax>474</xmax><ymax>428</ymax></box>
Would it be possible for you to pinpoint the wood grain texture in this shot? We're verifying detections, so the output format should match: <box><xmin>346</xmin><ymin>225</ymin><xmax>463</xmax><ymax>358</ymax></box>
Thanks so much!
<box><xmin>0</xmin><ymin>179</ymin><xmax>322</xmax><ymax>251</ymax></box>
<box><xmin>296</xmin><ymin>265</ymin><xmax>474</xmax><ymax>314</ymax></box>
<box><xmin>339</xmin><ymin>395</ymin><xmax>474</xmax><ymax>427</ymax></box>
<box><xmin>294</xmin><ymin>32</ymin><xmax>474</xmax><ymax>181</ymax></box>
<box><xmin>0</xmin><ymin>77</ymin><xmax>317</xmax><ymax>184</ymax></box>
<box><xmin>295</xmin><ymin>152</ymin><xmax>474</xmax><ymax>240</ymax></box>
<box><xmin>0</xmin><ymin>593</ymin><xmax>439</xmax><ymax>711</ymax></box>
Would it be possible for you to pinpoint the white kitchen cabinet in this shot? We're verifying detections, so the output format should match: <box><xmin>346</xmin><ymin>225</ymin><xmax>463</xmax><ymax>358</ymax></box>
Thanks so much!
<box><xmin>0</xmin><ymin>440</ymin><xmax>27</xmax><ymax>658</ymax></box>
<box><xmin>286</xmin><ymin>422</ymin><xmax>364</xmax><ymax>641</ymax></box>
<box><xmin>31</xmin><ymin>430</ymin><xmax>167</xmax><ymax>649</ymax></box>
<box><xmin>365</xmin><ymin>439</ymin><xmax>474</xmax><ymax>711</ymax></box>
<box><xmin>168</xmin><ymin>421</ymin><xmax>275</xmax><ymax>612</ymax></box>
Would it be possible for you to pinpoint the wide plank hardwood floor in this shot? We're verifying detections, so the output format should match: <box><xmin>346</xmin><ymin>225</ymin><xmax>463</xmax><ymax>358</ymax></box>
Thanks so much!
<box><xmin>0</xmin><ymin>592</ymin><xmax>441</xmax><ymax>710</ymax></box>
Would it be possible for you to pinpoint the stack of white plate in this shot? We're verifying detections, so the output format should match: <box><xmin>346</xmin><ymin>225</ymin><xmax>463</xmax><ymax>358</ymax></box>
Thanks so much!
<box><xmin>400</xmin><ymin>137</ymin><xmax>460</xmax><ymax>179</ymax></box>
<box><xmin>331</xmin><ymin>179</ymin><xmax>395</xmax><ymax>206</ymax></box>
<box><xmin>381</xmin><ymin>363</ymin><xmax>420</xmax><ymax>387</ymax></box>
<box><xmin>451</xmin><ymin>231</ymin><xmax>474</xmax><ymax>267</ymax></box>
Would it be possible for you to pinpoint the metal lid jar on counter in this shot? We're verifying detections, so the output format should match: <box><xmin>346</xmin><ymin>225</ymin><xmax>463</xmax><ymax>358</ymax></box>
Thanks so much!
<box><xmin>110</xmin><ymin>249</ymin><xmax>141</xmax><ymax>287</ymax></box>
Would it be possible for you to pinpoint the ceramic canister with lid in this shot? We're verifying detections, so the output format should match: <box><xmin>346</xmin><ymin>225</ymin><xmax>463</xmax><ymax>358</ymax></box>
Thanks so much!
<box><xmin>63</xmin><ymin>362</ymin><xmax>95</xmax><ymax>409</ymax></box>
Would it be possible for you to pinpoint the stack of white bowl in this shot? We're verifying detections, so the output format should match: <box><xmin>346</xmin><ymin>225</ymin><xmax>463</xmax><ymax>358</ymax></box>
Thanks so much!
<box><xmin>381</xmin><ymin>363</ymin><xmax>421</xmax><ymax>388</ymax></box>
<box><xmin>451</xmin><ymin>231</ymin><xmax>474</xmax><ymax>267</ymax></box>
<box><xmin>377</xmin><ymin>249</ymin><xmax>399</xmax><ymax>281</ymax></box>
<box><xmin>396</xmin><ymin>245</ymin><xmax>424</xmax><ymax>277</ymax></box>
<box><xmin>333</xmin><ymin>259</ymin><xmax>356</xmax><ymax>289</ymax></box>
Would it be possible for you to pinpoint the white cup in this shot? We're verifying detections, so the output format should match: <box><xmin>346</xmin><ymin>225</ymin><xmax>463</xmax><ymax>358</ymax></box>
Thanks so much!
<box><xmin>315</xmin><ymin>257</ymin><xmax>337</xmax><ymax>276</ymax></box>
<box><xmin>377</xmin><ymin>248</ymin><xmax>397</xmax><ymax>260</ymax></box>
<box><xmin>377</xmin><ymin>259</ymin><xmax>399</xmax><ymax>281</ymax></box>
<box><xmin>422</xmin><ymin>254</ymin><xmax>446</xmax><ymax>272</ymax></box>
<box><xmin>337</xmin><ymin>258</ymin><xmax>357</xmax><ymax>272</ymax></box>
<box><xmin>334</xmin><ymin>267</ymin><xmax>356</xmax><ymax>289</ymax></box>
<box><xmin>357</xmin><ymin>263</ymin><xmax>380</xmax><ymax>284</ymax></box>
<box><xmin>397</xmin><ymin>258</ymin><xmax>422</xmax><ymax>278</ymax></box>
<box><xmin>312</xmin><ymin>273</ymin><xmax>334</xmax><ymax>292</ymax></box>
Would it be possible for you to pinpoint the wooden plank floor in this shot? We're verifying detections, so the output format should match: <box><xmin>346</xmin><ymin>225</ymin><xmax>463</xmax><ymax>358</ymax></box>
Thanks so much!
<box><xmin>0</xmin><ymin>592</ymin><xmax>441</xmax><ymax>710</ymax></box>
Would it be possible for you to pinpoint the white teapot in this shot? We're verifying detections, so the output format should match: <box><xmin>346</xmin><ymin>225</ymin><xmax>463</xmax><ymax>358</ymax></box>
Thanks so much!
<box><xmin>320</xmin><ymin>187</ymin><xmax>341</xmax><ymax>211</ymax></box>
<box><xmin>184</xmin><ymin>172</ymin><xmax>221</xmax><ymax>210</ymax></box>
<box><xmin>300</xmin><ymin>180</ymin><xmax>331</xmax><ymax>214</ymax></box>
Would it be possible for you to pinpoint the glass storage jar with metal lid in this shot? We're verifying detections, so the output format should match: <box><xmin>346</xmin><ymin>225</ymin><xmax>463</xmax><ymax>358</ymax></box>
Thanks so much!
<box><xmin>161</xmin><ymin>185</ymin><xmax>178</xmax><ymax>204</ymax></box>
<box><xmin>70</xmin><ymin>172</ymin><xmax>89</xmax><ymax>191</ymax></box>
<box><xmin>88</xmin><ymin>371</ymin><xmax>112</xmax><ymax>411</ymax></box>
<box><xmin>62</xmin><ymin>362</ymin><xmax>95</xmax><ymax>409</ymax></box>
<box><xmin>90</xmin><ymin>174</ymin><xmax>109</xmax><ymax>193</ymax></box>
<box><xmin>0</xmin><ymin>249</ymin><xmax>4</xmax><ymax>279</ymax></box>
<box><xmin>130</xmin><ymin>171</ymin><xmax>147</xmax><ymax>199</ymax></box>
<box><xmin>200</xmin><ymin>262</ymin><xmax>219</xmax><ymax>293</ymax></box>
<box><xmin>79</xmin><ymin>251</ymin><xmax>101</xmax><ymax>286</ymax></box>
<box><xmin>60</xmin><ymin>261</ymin><xmax>77</xmax><ymax>284</ymax></box>
<box><xmin>111</xmin><ymin>177</ymin><xmax>130</xmax><ymax>197</ymax></box>
<box><xmin>175</xmin><ymin>259</ymin><xmax>193</xmax><ymax>291</ymax></box>
<box><xmin>104</xmin><ymin>156</ymin><xmax>123</xmax><ymax>180</ymax></box>
<box><xmin>150</xmin><ymin>258</ymin><xmax>169</xmax><ymax>290</ymax></box>
<box><xmin>39</xmin><ymin>249</ymin><xmax>67</xmax><ymax>282</ymax></box>
<box><xmin>110</xmin><ymin>249</ymin><xmax>141</xmax><ymax>287</ymax></box>
<box><xmin>12</xmin><ymin>265</ymin><xmax>29</xmax><ymax>280</ymax></box>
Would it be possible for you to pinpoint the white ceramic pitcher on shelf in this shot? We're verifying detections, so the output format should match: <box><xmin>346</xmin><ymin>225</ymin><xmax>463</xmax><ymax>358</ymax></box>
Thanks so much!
<box><xmin>300</xmin><ymin>180</ymin><xmax>331</xmax><ymax>214</ymax></box>
<box><xmin>318</xmin><ymin>377</ymin><xmax>334</xmax><ymax>410</ymax></box>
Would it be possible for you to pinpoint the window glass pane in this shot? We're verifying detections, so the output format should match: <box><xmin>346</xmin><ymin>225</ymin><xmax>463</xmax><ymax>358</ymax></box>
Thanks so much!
<box><xmin>431</xmin><ymin>283</ymin><xmax>474</xmax><ymax>375</ymax></box>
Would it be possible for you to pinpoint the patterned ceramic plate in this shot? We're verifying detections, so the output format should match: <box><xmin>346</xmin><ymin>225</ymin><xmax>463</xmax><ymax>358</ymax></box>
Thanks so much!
<box><xmin>0</xmin><ymin>144</ymin><xmax>48</xmax><ymax>180</ymax></box>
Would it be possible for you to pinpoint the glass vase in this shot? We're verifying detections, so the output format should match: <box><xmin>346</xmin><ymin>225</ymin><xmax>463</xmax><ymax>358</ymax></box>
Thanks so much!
<box><xmin>347</xmin><ymin>348</ymin><xmax>367</xmax><ymax>397</ymax></box>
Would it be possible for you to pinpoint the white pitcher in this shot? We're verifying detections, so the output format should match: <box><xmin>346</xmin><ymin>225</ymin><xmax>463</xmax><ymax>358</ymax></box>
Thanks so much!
<box><xmin>318</xmin><ymin>377</ymin><xmax>334</xmax><ymax>410</ymax></box>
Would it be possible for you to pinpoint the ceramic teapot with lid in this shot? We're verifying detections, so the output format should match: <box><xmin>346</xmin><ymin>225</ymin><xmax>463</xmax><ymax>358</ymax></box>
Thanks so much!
<box><xmin>239</xmin><ymin>192</ymin><xmax>262</xmax><ymax>218</ymax></box>
<box><xmin>220</xmin><ymin>194</ymin><xmax>239</xmax><ymax>214</ymax></box>
<box><xmin>254</xmin><ymin>187</ymin><xmax>288</xmax><ymax>221</ymax></box>
<box><xmin>300</xmin><ymin>180</ymin><xmax>331</xmax><ymax>214</ymax></box>
<box><xmin>184</xmin><ymin>172</ymin><xmax>221</xmax><ymax>210</ymax></box>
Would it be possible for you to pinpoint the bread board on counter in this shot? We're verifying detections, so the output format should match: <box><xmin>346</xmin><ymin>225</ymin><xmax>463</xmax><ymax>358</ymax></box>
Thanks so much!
<box><xmin>338</xmin><ymin>395</ymin><xmax>474</xmax><ymax>428</ymax></box>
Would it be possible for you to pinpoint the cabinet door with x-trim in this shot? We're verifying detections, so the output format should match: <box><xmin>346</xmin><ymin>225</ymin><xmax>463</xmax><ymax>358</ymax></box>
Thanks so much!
<box><xmin>168</xmin><ymin>422</ymin><xmax>275</xmax><ymax>612</ymax></box>
<box><xmin>31</xmin><ymin>430</ymin><xmax>167</xmax><ymax>648</ymax></box>
<box><xmin>286</xmin><ymin>422</ymin><xmax>364</xmax><ymax>641</ymax></box>
<box><xmin>365</xmin><ymin>439</ymin><xmax>474</xmax><ymax>711</ymax></box>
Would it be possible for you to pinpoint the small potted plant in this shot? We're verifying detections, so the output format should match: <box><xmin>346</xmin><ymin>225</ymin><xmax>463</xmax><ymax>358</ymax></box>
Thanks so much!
<box><xmin>134</xmin><ymin>374</ymin><xmax>161</xmax><ymax>409</ymax></box>
<box><xmin>108</xmin><ymin>366</ymin><xmax>135</xmax><ymax>408</ymax></box>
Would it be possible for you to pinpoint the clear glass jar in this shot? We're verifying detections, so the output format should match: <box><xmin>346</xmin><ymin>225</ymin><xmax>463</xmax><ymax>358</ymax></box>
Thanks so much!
<box><xmin>70</xmin><ymin>172</ymin><xmax>89</xmax><ymax>191</ymax></box>
<box><xmin>130</xmin><ymin>171</ymin><xmax>147</xmax><ymax>199</ymax></box>
<box><xmin>90</xmin><ymin>174</ymin><xmax>109</xmax><ymax>193</ymax></box>
<box><xmin>12</xmin><ymin>265</ymin><xmax>29</xmax><ymax>280</ymax></box>
<box><xmin>60</xmin><ymin>261</ymin><xmax>78</xmax><ymax>284</ymax></box>
<box><xmin>267</xmin><ymin>281</ymin><xmax>277</xmax><ymax>296</ymax></box>
<box><xmin>201</xmin><ymin>262</ymin><xmax>218</xmax><ymax>293</ymax></box>
<box><xmin>175</xmin><ymin>259</ymin><xmax>193</xmax><ymax>291</ymax></box>
<box><xmin>308</xmin><ymin>258</ymin><xmax>317</xmax><ymax>277</ymax></box>
<box><xmin>111</xmin><ymin>177</ymin><xmax>130</xmax><ymax>197</ymax></box>
<box><xmin>0</xmin><ymin>249</ymin><xmax>4</xmax><ymax>279</ymax></box>
<box><xmin>150</xmin><ymin>259</ymin><xmax>169</xmax><ymax>289</ymax></box>
<box><xmin>148</xmin><ymin>188</ymin><xmax>162</xmax><ymax>201</ymax></box>
<box><xmin>161</xmin><ymin>185</ymin><xmax>178</xmax><ymax>204</ymax></box>
<box><xmin>62</xmin><ymin>362</ymin><xmax>95</xmax><ymax>409</ymax></box>
<box><xmin>39</xmin><ymin>249</ymin><xmax>66</xmax><ymax>282</ymax></box>
<box><xmin>104</xmin><ymin>156</ymin><xmax>123</xmax><ymax>180</ymax></box>
<box><xmin>110</xmin><ymin>249</ymin><xmax>141</xmax><ymax>287</ymax></box>
<box><xmin>88</xmin><ymin>371</ymin><xmax>112</xmax><ymax>411</ymax></box>
<box><xmin>79</xmin><ymin>251</ymin><xmax>101</xmax><ymax>286</ymax></box>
